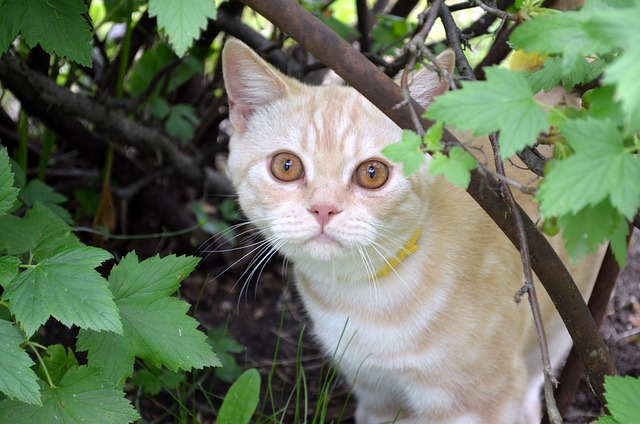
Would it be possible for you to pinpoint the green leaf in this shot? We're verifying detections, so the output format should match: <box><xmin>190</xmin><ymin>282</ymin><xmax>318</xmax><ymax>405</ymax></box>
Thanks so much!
<box><xmin>132</xmin><ymin>367</ymin><xmax>185</xmax><ymax>396</ymax></box>
<box><xmin>595</xmin><ymin>417</ymin><xmax>619</xmax><ymax>424</ymax></box>
<box><xmin>165</xmin><ymin>104</ymin><xmax>198</xmax><ymax>145</ymax></box>
<box><xmin>428</xmin><ymin>147</ymin><xmax>477</xmax><ymax>189</ymax></box>
<box><xmin>217</xmin><ymin>369</ymin><xmax>261</xmax><ymax>424</ymax></box>
<box><xmin>19</xmin><ymin>180</ymin><xmax>73</xmax><ymax>225</ymax></box>
<box><xmin>0</xmin><ymin>366</ymin><xmax>139</xmax><ymax>423</ymax></box>
<box><xmin>537</xmin><ymin>119</ymin><xmax>640</xmax><ymax>220</ymax></box>
<box><xmin>527</xmin><ymin>57</ymin><xmax>562</xmax><ymax>93</ymax></box>
<box><xmin>423</xmin><ymin>122</ymin><xmax>444</xmax><ymax>151</ymax></box>
<box><xmin>0</xmin><ymin>148</ymin><xmax>19</xmax><ymax>216</ymax></box>
<box><xmin>0</xmin><ymin>0</ymin><xmax>92</xmax><ymax>66</ymax></box>
<box><xmin>557</xmin><ymin>200</ymin><xmax>627</xmax><ymax>264</ymax></box>
<box><xmin>602</xmin><ymin>46</ymin><xmax>640</xmax><ymax>131</ymax></box>
<box><xmin>208</xmin><ymin>326</ymin><xmax>245</xmax><ymax>383</ymax></box>
<box><xmin>528</xmin><ymin>56</ymin><xmax>603</xmax><ymax>93</ymax></box>
<box><xmin>602</xmin><ymin>375</ymin><xmax>640</xmax><ymax>423</ymax></box>
<box><xmin>0</xmin><ymin>202</ymin><xmax>80</xmax><ymax>262</ymax></box>
<box><xmin>3</xmin><ymin>246</ymin><xmax>119</xmax><ymax>337</ymax></box>
<box><xmin>37</xmin><ymin>345</ymin><xmax>79</xmax><ymax>387</ymax></box>
<box><xmin>148</xmin><ymin>0</ymin><xmax>217</xmax><ymax>57</ymax></box>
<box><xmin>511</xmin><ymin>2</ymin><xmax>640</xmax><ymax>70</ymax></box>
<box><xmin>582</xmin><ymin>86</ymin><xmax>624</xmax><ymax>125</ymax></box>
<box><xmin>381</xmin><ymin>130</ymin><xmax>426</xmax><ymax>176</ymax></box>
<box><xmin>510</xmin><ymin>11</ymin><xmax>607</xmax><ymax>61</ymax></box>
<box><xmin>0</xmin><ymin>320</ymin><xmax>41</xmax><ymax>405</ymax></box>
<box><xmin>77</xmin><ymin>252</ymin><xmax>219</xmax><ymax>387</ymax></box>
<box><xmin>609</xmin><ymin>217</ymin><xmax>630</xmax><ymax>268</ymax></box>
<box><xmin>0</xmin><ymin>256</ymin><xmax>20</xmax><ymax>288</ymax></box>
<box><xmin>425</xmin><ymin>67</ymin><xmax>548</xmax><ymax>159</ymax></box>
<box><xmin>126</xmin><ymin>43</ymin><xmax>175</xmax><ymax>97</ymax></box>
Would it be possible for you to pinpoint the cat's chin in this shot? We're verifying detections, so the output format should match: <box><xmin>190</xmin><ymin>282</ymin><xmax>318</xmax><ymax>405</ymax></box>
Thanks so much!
<box><xmin>296</xmin><ymin>233</ymin><xmax>346</xmax><ymax>262</ymax></box>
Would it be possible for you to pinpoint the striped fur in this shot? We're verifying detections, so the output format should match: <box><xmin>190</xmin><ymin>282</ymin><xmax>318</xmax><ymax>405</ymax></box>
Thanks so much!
<box><xmin>222</xmin><ymin>39</ymin><xmax>603</xmax><ymax>423</ymax></box>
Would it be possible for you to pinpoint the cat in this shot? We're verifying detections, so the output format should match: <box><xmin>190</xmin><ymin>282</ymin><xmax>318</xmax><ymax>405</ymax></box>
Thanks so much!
<box><xmin>221</xmin><ymin>38</ymin><xmax>603</xmax><ymax>423</ymax></box>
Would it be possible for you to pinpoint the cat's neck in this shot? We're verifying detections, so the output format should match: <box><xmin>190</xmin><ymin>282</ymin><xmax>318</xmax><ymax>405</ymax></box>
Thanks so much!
<box><xmin>292</xmin><ymin>225</ymin><xmax>424</xmax><ymax>285</ymax></box>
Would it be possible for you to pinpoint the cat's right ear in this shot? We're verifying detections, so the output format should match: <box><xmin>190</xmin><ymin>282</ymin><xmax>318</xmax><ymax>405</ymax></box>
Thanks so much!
<box><xmin>222</xmin><ymin>38</ymin><xmax>290</xmax><ymax>133</ymax></box>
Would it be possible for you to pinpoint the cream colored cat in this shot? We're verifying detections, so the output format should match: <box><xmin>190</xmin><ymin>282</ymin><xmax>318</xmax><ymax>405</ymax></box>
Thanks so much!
<box><xmin>222</xmin><ymin>38</ymin><xmax>602</xmax><ymax>423</ymax></box>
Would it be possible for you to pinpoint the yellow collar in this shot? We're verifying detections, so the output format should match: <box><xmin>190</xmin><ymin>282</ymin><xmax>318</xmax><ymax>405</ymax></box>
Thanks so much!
<box><xmin>374</xmin><ymin>228</ymin><xmax>421</xmax><ymax>278</ymax></box>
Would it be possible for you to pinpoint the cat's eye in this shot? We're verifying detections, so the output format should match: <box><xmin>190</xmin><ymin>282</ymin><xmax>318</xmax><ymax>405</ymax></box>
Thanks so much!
<box><xmin>270</xmin><ymin>152</ymin><xmax>304</xmax><ymax>182</ymax></box>
<box><xmin>355</xmin><ymin>160</ymin><xmax>389</xmax><ymax>189</ymax></box>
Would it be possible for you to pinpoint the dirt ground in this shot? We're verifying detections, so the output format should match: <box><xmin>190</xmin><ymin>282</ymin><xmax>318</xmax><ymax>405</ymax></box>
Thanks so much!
<box><xmin>188</xmin><ymin>229</ymin><xmax>640</xmax><ymax>423</ymax></box>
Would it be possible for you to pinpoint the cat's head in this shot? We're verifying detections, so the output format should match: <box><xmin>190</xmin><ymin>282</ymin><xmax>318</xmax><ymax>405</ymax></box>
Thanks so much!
<box><xmin>222</xmin><ymin>39</ymin><xmax>453</xmax><ymax>275</ymax></box>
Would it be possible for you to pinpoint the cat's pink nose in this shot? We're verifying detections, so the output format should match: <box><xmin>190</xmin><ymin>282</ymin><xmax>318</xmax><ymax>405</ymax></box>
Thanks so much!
<box><xmin>309</xmin><ymin>204</ymin><xmax>340</xmax><ymax>227</ymax></box>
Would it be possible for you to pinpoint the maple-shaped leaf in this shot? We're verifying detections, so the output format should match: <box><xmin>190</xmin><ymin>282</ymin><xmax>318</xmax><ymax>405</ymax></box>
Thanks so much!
<box><xmin>0</xmin><ymin>366</ymin><xmax>139</xmax><ymax>423</ymax></box>
<box><xmin>148</xmin><ymin>0</ymin><xmax>217</xmax><ymax>57</ymax></box>
<box><xmin>425</xmin><ymin>67</ymin><xmax>548</xmax><ymax>159</ymax></box>
<box><xmin>0</xmin><ymin>202</ymin><xmax>80</xmax><ymax>262</ymax></box>
<box><xmin>603</xmin><ymin>46</ymin><xmax>640</xmax><ymax>131</ymax></box>
<box><xmin>19</xmin><ymin>180</ymin><xmax>73</xmax><ymax>225</ymax></box>
<box><xmin>511</xmin><ymin>1</ymin><xmax>640</xmax><ymax>129</ymax></box>
<box><xmin>37</xmin><ymin>345</ymin><xmax>80</xmax><ymax>387</ymax></box>
<box><xmin>0</xmin><ymin>256</ymin><xmax>20</xmax><ymax>288</ymax></box>
<box><xmin>2</xmin><ymin>246</ymin><xmax>120</xmax><ymax>337</ymax></box>
<box><xmin>0</xmin><ymin>148</ymin><xmax>19</xmax><ymax>217</ymax></box>
<box><xmin>428</xmin><ymin>147</ymin><xmax>477</xmax><ymax>189</ymax></box>
<box><xmin>536</xmin><ymin>119</ymin><xmax>640</xmax><ymax>220</ymax></box>
<box><xmin>381</xmin><ymin>130</ymin><xmax>426</xmax><ymax>176</ymax></box>
<box><xmin>0</xmin><ymin>320</ymin><xmax>41</xmax><ymax>405</ymax></box>
<box><xmin>0</xmin><ymin>0</ymin><xmax>92</xmax><ymax>66</ymax></box>
<box><xmin>557</xmin><ymin>200</ymin><xmax>629</xmax><ymax>266</ymax></box>
<box><xmin>528</xmin><ymin>57</ymin><xmax>605</xmax><ymax>93</ymax></box>
<box><xmin>77</xmin><ymin>252</ymin><xmax>219</xmax><ymax>387</ymax></box>
<box><xmin>600</xmin><ymin>375</ymin><xmax>640</xmax><ymax>424</ymax></box>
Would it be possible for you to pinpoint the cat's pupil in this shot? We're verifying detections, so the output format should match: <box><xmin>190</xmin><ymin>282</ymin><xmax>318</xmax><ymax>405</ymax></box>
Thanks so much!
<box><xmin>367</xmin><ymin>165</ymin><xmax>375</xmax><ymax>179</ymax></box>
<box><xmin>284</xmin><ymin>159</ymin><xmax>292</xmax><ymax>171</ymax></box>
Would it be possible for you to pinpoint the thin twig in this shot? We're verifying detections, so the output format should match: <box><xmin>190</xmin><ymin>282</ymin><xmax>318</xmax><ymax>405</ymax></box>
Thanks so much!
<box><xmin>237</xmin><ymin>3</ymin><xmax>616</xmax><ymax>406</ymax></box>
<box><xmin>438</xmin><ymin>3</ymin><xmax>475</xmax><ymax>80</ymax></box>
<box><xmin>471</xmin><ymin>0</ymin><xmax>519</xmax><ymax>21</ymax></box>
<box><xmin>395</xmin><ymin>0</ymin><xmax>443</xmax><ymax>136</ymax></box>
<box><xmin>489</xmin><ymin>133</ymin><xmax>562</xmax><ymax>423</ymax></box>
<box><xmin>477</xmin><ymin>162</ymin><xmax>537</xmax><ymax>195</ymax></box>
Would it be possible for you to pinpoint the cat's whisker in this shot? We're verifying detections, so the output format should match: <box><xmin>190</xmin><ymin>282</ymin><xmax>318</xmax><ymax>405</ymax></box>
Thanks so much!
<box><xmin>198</xmin><ymin>222</ymin><xmax>258</xmax><ymax>259</ymax></box>
<box><xmin>235</xmin><ymin>238</ymin><xmax>280</xmax><ymax>307</ymax></box>
<box><xmin>249</xmin><ymin>239</ymin><xmax>287</xmax><ymax>298</ymax></box>
<box><xmin>236</xmin><ymin>236</ymin><xmax>287</xmax><ymax>306</ymax></box>
<box><xmin>211</xmin><ymin>235</ymin><xmax>275</xmax><ymax>286</ymax></box>
<box><xmin>201</xmin><ymin>218</ymin><xmax>273</xmax><ymax>253</ymax></box>
<box><xmin>364</xmin><ymin>237</ymin><xmax>421</xmax><ymax>305</ymax></box>
<box><xmin>356</xmin><ymin>244</ymin><xmax>381</xmax><ymax>308</ymax></box>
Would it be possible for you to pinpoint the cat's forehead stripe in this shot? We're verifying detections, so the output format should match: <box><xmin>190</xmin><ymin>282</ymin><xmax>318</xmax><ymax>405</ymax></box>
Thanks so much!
<box><xmin>303</xmin><ymin>88</ymin><xmax>364</xmax><ymax>158</ymax></box>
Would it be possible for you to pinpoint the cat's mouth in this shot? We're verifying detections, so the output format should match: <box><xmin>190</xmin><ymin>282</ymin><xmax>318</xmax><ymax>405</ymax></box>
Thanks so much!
<box><xmin>301</xmin><ymin>232</ymin><xmax>345</xmax><ymax>259</ymax></box>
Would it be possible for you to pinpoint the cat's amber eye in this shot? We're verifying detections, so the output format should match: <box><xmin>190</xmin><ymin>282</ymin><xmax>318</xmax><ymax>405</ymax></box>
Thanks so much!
<box><xmin>355</xmin><ymin>160</ymin><xmax>389</xmax><ymax>189</ymax></box>
<box><xmin>270</xmin><ymin>152</ymin><xmax>304</xmax><ymax>182</ymax></box>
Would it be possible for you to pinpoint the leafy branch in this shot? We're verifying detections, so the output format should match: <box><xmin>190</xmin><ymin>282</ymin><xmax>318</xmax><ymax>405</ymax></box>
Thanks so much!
<box><xmin>238</xmin><ymin>0</ymin><xmax>618</xmax><ymax>413</ymax></box>
<box><xmin>0</xmin><ymin>146</ymin><xmax>220</xmax><ymax>419</ymax></box>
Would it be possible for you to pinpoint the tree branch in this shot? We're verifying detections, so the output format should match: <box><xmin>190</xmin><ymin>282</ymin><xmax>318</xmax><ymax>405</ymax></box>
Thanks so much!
<box><xmin>237</xmin><ymin>0</ymin><xmax>615</xmax><ymax>407</ymax></box>
<box><xmin>0</xmin><ymin>53</ymin><xmax>233</xmax><ymax>197</ymax></box>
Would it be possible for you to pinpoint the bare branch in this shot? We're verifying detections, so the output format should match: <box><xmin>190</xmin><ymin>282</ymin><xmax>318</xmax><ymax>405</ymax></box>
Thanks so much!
<box><xmin>237</xmin><ymin>0</ymin><xmax>616</xmax><ymax>408</ymax></box>
<box><xmin>0</xmin><ymin>53</ymin><xmax>233</xmax><ymax>196</ymax></box>
<box><xmin>471</xmin><ymin>0</ymin><xmax>519</xmax><ymax>21</ymax></box>
<box><xmin>438</xmin><ymin>3</ymin><xmax>475</xmax><ymax>80</ymax></box>
<box><xmin>489</xmin><ymin>133</ymin><xmax>562</xmax><ymax>423</ymax></box>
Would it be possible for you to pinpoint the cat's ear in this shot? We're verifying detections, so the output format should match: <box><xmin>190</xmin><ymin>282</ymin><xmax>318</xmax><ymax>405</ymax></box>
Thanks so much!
<box><xmin>222</xmin><ymin>38</ymin><xmax>294</xmax><ymax>133</ymax></box>
<box><xmin>408</xmin><ymin>50</ymin><xmax>455</xmax><ymax>108</ymax></box>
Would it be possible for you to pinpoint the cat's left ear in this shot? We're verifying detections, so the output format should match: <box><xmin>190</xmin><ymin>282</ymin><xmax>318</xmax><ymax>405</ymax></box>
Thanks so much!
<box><xmin>408</xmin><ymin>50</ymin><xmax>455</xmax><ymax>108</ymax></box>
<box><xmin>222</xmin><ymin>38</ymin><xmax>298</xmax><ymax>133</ymax></box>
